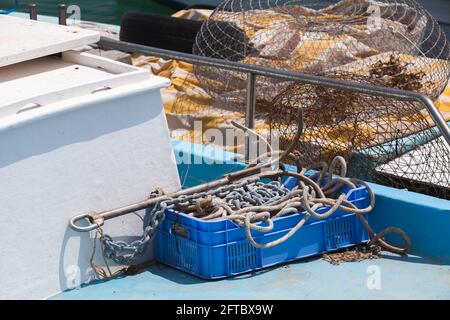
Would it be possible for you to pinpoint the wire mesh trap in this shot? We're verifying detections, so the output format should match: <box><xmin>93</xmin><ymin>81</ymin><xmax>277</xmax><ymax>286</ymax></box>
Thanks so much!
<box><xmin>190</xmin><ymin>0</ymin><xmax>450</xmax><ymax>198</ymax></box>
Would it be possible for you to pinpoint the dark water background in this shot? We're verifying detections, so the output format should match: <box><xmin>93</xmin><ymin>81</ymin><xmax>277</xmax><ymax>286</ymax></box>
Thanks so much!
<box><xmin>1</xmin><ymin>0</ymin><xmax>177</xmax><ymax>25</ymax></box>
<box><xmin>1</xmin><ymin>0</ymin><xmax>448</xmax><ymax>37</ymax></box>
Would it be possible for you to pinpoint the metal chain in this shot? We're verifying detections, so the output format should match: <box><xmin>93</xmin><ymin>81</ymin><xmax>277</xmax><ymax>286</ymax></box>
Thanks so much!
<box><xmin>102</xmin><ymin>198</ymin><xmax>171</xmax><ymax>265</ymax></box>
<box><xmin>99</xmin><ymin>156</ymin><xmax>410</xmax><ymax>266</ymax></box>
<box><xmin>101</xmin><ymin>177</ymin><xmax>264</xmax><ymax>265</ymax></box>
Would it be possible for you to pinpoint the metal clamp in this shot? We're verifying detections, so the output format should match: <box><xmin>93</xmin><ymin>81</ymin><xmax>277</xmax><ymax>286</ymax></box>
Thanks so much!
<box><xmin>69</xmin><ymin>212</ymin><xmax>104</xmax><ymax>232</ymax></box>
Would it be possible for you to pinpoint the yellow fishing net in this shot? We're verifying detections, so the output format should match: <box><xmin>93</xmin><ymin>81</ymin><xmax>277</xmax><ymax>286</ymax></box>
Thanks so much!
<box><xmin>131</xmin><ymin>1</ymin><xmax>450</xmax><ymax>198</ymax></box>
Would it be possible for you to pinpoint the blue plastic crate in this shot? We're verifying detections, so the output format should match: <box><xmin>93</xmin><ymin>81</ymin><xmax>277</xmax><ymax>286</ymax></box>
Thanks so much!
<box><xmin>154</xmin><ymin>183</ymin><xmax>370</xmax><ymax>279</ymax></box>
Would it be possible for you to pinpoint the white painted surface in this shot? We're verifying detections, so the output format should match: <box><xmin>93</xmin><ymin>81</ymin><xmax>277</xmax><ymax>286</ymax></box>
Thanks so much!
<box><xmin>0</xmin><ymin>56</ymin><xmax>111</xmax><ymax>107</ymax></box>
<box><xmin>0</xmin><ymin>55</ymin><xmax>180</xmax><ymax>299</ymax></box>
<box><xmin>0</xmin><ymin>51</ymin><xmax>149</xmax><ymax>117</ymax></box>
<box><xmin>0</xmin><ymin>15</ymin><xmax>99</xmax><ymax>68</ymax></box>
<box><xmin>0</xmin><ymin>52</ymin><xmax>150</xmax><ymax>119</ymax></box>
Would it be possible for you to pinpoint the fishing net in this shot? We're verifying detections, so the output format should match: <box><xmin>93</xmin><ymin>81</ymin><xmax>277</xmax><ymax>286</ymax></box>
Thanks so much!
<box><xmin>191</xmin><ymin>0</ymin><xmax>450</xmax><ymax>199</ymax></box>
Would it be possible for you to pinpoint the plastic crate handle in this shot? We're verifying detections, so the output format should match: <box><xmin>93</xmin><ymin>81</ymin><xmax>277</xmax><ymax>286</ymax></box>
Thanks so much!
<box><xmin>170</xmin><ymin>223</ymin><xmax>189</xmax><ymax>238</ymax></box>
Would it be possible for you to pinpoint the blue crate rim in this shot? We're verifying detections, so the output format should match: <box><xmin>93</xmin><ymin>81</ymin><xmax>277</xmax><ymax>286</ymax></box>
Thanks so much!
<box><xmin>164</xmin><ymin>184</ymin><xmax>369</xmax><ymax>226</ymax></box>
<box><xmin>159</xmin><ymin>212</ymin><xmax>367</xmax><ymax>249</ymax></box>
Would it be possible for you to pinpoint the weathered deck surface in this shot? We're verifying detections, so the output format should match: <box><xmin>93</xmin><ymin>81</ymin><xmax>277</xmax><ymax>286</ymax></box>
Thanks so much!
<box><xmin>53</xmin><ymin>141</ymin><xmax>450</xmax><ymax>300</ymax></box>
<box><xmin>54</xmin><ymin>253</ymin><xmax>450</xmax><ymax>300</ymax></box>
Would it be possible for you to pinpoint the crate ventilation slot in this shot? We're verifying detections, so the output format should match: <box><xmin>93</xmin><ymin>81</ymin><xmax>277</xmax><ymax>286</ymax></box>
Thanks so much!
<box><xmin>228</xmin><ymin>240</ymin><xmax>258</xmax><ymax>274</ymax></box>
<box><xmin>325</xmin><ymin>215</ymin><xmax>354</xmax><ymax>250</ymax></box>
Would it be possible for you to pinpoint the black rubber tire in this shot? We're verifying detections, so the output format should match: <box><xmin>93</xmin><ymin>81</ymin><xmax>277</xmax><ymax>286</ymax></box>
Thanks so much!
<box><xmin>185</xmin><ymin>4</ymin><xmax>217</xmax><ymax>10</ymax></box>
<box><xmin>120</xmin><ymin>11</ymin><xmax>203</xmax><ymax>54</ymax></box>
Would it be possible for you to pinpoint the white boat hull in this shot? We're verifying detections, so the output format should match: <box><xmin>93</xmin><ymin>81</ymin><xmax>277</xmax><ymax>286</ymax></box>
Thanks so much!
<box><xmin>0</xmin><ymin>52</ymin><xmax>180</xmax><ymax>299</ymax></box>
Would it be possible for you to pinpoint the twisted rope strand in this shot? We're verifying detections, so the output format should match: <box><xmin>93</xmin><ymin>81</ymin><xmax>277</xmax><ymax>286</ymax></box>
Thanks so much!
<box><xmin>98</xmin><ymin>156</ymin><xmax>411</xmax><ymax>267</ymax></box>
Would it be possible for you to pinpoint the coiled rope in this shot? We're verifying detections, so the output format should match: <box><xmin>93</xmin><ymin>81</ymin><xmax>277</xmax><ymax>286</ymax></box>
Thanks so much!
<box><xmin>173</xmin><ymin>156</ymin><xmax>410</xmax><ymax>252</ymax></box>
<box><xmin>94</xmin><ymin>155</ymin><xmax>410</xmax><ymax>275</ymax></box>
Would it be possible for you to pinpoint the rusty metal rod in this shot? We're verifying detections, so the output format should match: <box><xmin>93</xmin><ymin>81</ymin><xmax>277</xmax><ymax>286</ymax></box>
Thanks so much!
<box><xmin>98</xmin><ymin>37</ymin><xmax>450</xmax><ymax>147</ymax></box>
<box><xmin>70</xmin><ymin>38</ymin><xmax>450</xmax><ymax>232</ymax></box>
<box><xmin>29</xmin><ymin>4</ymin><xmax>37</xmax><ymax>20</ymax></box>
<box><xmin>69</xmin><ymin>107</ymin><xmax>304</xmax><ymax>232</ymax></box>
<box><xmin>58</xmin><ymin>4</ymin><xmax>67</xmax><ymax>25</ymax></box>
<box><xmin>70</xmin><ymin>170</ymin><xmax>268</xmax><ymax>232</ymax></box>
<box><xmin>245</xmin><ymin>72</ymin><xmax>256</xmax><ymax>161</ymax></box>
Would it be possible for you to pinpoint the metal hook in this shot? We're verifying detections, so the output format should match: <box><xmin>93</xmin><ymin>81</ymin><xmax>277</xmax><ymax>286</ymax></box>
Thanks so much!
<box><xmin>69</xmin><ymin>212</ymin><xmax>104</xmax><ymax>232</ymax></box>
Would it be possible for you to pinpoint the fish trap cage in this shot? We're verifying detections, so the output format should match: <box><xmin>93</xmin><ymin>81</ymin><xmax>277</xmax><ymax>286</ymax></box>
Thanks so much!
<box><xmin>183</xmin><ymin>0</ymin><xmax>450</xmax><ymax>199</ymax></box>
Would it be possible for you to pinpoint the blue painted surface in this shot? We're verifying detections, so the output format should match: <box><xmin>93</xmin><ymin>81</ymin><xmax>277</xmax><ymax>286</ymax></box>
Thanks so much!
<box><xmin>368</xmin><ymin>183</ymin><xmax>450</xmax><ymax>260</ymax></box>
<box><xmin>0</xmin><ymin>0</ymin><xmax>18</xmax><ymax>15</ymax></box>
<box><xmin>173</xmin><ymin>140</ymin><xmax>450</xmax><ymax>260</ymax></box>
<box><xmin>173</xmin><ymin>140</ymin><xmax>450</xmax><ymax>259</ymax></box>
<box><xmin>54</xmin><ymin>140</ymin><xmax>450</xmax><ymax>299</ymax></box>
<box><xmin>155</xmin><ymin>211</ymin><xmax>369</xmax><ymax>279</ymax></box>
<box><xmin>172</xmin><ymin>139</ymin><xmax>241</xmax><ymax>188</ymax></box>
<box><xmin>54</xmin><ymin>252</ymin><xmax>450</xmax><ymax>300</ymax></box>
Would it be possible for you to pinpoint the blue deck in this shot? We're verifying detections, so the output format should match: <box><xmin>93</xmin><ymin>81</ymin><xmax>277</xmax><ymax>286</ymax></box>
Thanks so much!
<box><xmin>54</xmin><ymin>140</ymin><xmax>450</xmax><ymax>300</ymax></box>
<box><xmin>54</xmin><ymin>252</ymin><xmax>449</xmax><ymax>300</ymax></box>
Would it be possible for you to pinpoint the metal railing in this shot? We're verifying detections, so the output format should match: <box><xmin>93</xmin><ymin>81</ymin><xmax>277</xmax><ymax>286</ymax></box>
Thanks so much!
<box><xmin>98</xmin><ymin>36</ymin><xmax>450</xmax><ymax>149</ymax></box>
<box><xmin>26</xmin><ymin>3</ymin><xmax>67</xmax><ymax>23</ymax></box>
<box><xmin>23</xmin><ymin>2</ymin><xmax>450</xmax><ymax>147</ymax></box>
<box><xmin>69</xmin><ymin>36</ymin><xmax>450</xmax><ymax>231</ymax></box>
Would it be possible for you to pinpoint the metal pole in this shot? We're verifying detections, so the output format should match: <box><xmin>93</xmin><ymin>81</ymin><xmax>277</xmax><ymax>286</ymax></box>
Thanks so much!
<box><xmin>69</xmin><ymin>163</ymin><xmax>273</xmax><ymax>232</ymax></box>
<box><xmin>414</xmin><ymin>94</ymin><xmax>450</xmax><ymax>147</ymax></box>
<box><xmin>58</xmin><ymin>4</ymin><xmax>67</xmax><ymax>25</ymax></box>
<box><xmin>68</xmin><ymin>38</ymin><xmax>450</xmax><ymax>232</ymax></box>
<box><xmin>245</xmin><ymin>72</ymin><xmax>256</xmax><ymax>161</ymax></box>
<box><xmin>29</xmin><ymin>4</ymin><xmax>37</xmax><ymax>20</ymax></box>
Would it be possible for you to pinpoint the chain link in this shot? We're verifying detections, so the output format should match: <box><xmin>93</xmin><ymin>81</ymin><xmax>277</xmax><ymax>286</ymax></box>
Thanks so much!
<box><xmin>101</xmin><ymin>177</ymin><xmax>279</xmax><ymax>265</ymax></box>
<box><xmin>99</xmin><ymin>156</ymin><xmax>410</xmax><ymax>266</ymax></box>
